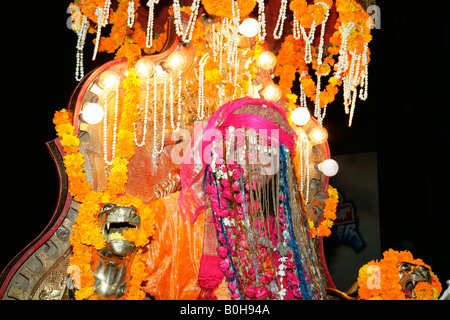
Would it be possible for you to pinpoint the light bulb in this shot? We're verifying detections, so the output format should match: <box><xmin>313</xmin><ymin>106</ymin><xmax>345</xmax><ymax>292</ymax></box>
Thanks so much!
<box><xmin>261</xmin><ymin>84</ymin><xmax>282</xmax><ymax>101</ymax></box>
<box><xmin>81</xmin><ymin>103</ymin><xmax>104</xmax><ymax>124</ymax></box>
<box><xmin>135</xmin><ymin>58</ymin><xmax>155</xmax><ymax>79</ymax></box>
<box><xmin>317</xmin><ymin>159</ymin><xmax>339</xmax><ymax>177</ymax></box>
<box><xmin>256</xmin><ymin>51</ymin><xmax>277</xmax><ymax>70</ymax></box>
<box><xmin>291</xmin><ymin>107</ymin><xmax>310</xmax><ymax>126</ymax></box>
<box><xmin>98</xmin><ymin>71</ymin><xmax>121</xmax><ymax>92</ymax></box>
<box><xmin>165</xmin><ymin>50</ymin><xmax>188</xmax><ymax>71</ymax></box>
<box><xmin>308</xmin><ymin>126</ymin><xmax>328</xmax><ymax>145</ymax></box>
<box><xmin>238</xmin><ymin>18</ymin><xmax>259</xmax><ymax>38</ymax></box>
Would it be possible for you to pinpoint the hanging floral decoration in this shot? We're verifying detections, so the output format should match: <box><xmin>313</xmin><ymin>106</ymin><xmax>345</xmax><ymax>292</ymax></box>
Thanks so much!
<box><xmin>201</xmin><ymin>0</ymin><xmax>257</xmax><ymax>18</ymax></box>
<box><xmin>69</xmin><ymin>0</ymin><xmax>374</xmax><ymax>125</ymax></box>
<box><xmin>71</xmin><ymin>0</ymin><xmax>167</xmax><ymax>68</ymax></box>
<box><xmin>357</xmin><ymin>249</ymin><xmax>442</xmax><ymax>300</ymax></box>
<box><xmin>275</xmin><ymin>0</ymin><xmax>372</xmax><ymax>126</ymax></box>
<box><xmin>54</xmin><ymin>70</ymin><xmax>156</xmax><ymax>300</ymax></box>
<box><xmin>308</xmin><ymin>185</ymin><xmax>338</xmax><ymax>238</ymax></box>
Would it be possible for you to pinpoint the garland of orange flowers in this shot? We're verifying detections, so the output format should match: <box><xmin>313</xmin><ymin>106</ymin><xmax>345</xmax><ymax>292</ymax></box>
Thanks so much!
<box><xmin>275</xmin><ymin>0</ymin><xmax>371</xmax><ymax>111</ymax></box>
<box><xmin>290</xmin><ymin>0</ymin><xmax>333</xmax><ymax>29</ymax></box>
<box><xmin>308</xmin><ymin>185</ymin><xmax>339</xmax><ymax>238</ymax></box>
<box><xmin>73</xmin><ymin>0</ymin><xmax>167</xmax><ymax>67</ymax></box>
<box><xmin>201</xmin><ymin>0</ymin><xmax>256</xmax><ymax>18</ymax></box>
<box><xmin>357</xmin><ymin>249</ymin><xmax>442</xmax><ymax>300</ymax></box>
<box><xmin>54</xmin><ymin>70</ymin><xmax>156</xmax><ymax>300</ymax></box>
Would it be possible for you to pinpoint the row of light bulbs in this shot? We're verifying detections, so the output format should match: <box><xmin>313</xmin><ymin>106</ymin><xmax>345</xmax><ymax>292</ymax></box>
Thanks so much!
<box><xmin>80</xmin><ymin>48</ymin><xmax>191</xmax><ymax>125</ymax></box>
<box><xmin>81</xmin><ymin>49</ymin><xmax>280</xmax><ymax>123</ymax></box>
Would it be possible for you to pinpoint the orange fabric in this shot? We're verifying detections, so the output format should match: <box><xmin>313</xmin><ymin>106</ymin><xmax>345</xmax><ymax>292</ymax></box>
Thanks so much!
<box><xmin>144</xmin><ymin>192</ymin><xmax>230</xmax><ymax>300</ymax></box>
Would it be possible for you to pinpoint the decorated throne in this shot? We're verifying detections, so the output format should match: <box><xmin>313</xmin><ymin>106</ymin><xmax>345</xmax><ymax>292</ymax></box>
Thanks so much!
<box><xmin>0</xmin><ymin>0</ymin><xmax>377</xmax><ymax>300</ymax></box>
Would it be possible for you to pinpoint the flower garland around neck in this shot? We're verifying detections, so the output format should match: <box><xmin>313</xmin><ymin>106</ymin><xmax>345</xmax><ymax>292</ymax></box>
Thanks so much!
<box><xmin>308</xmin><ymin>185</ymin><xmax>338</xmax><ymax>238</ymax></box>
<box><xmin>53</xmin><ymin>70</ymin><xmax>156</xmax><ymax>300</ymax></box>
<box><xmin>357</xmin><ymin>249</ymin><xmax>442</xmax><ymax>300</ymax></box>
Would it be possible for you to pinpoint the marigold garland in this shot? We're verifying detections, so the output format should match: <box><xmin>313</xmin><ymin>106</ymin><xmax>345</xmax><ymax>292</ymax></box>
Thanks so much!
<box><xmin>275</xmin><ymin>0</ymin><xmax>371</xmax><ymax>110</ymax></box>
<box><xmin>357</xmin><ymin>249</ymin><xmax>442</xmax><ymax>300</ymax></box>
<box><xmin>201</xmin><ymin>0</ymin><xmax>256</xmax><ymax>18</ymax></box>
<box><xmin>73</xmin><ymin>0</ymin><xmax>167</xmax><ymax>67</ymax></box>
<box><xmin>308</xmin><ymin>185</ymin><xmax>338</xmax><ymax>238</ymax></box>
<box><xmin>54</xmin><ymin>70</ymin><xmax>156</xmax><ymax>300</ymax></box>
<box><xmin>290</xmin><ymin>0</ymin><xmax>334</xmax><ymax>29</ymax></box>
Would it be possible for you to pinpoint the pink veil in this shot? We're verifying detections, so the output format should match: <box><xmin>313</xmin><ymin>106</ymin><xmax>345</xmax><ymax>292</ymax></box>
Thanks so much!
<box><xmin>178</xmin><ymin>97</ymin><xmax>296</xmax><ymax>224</ymax></box>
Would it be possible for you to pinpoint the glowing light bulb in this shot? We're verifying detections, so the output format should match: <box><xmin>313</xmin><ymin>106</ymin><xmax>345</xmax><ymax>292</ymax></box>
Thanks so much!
<box><xmin>317</xmin><ymin>159</ymin><xmax>339</xmax><ymax>177</ymax></box>
<box><xmin>165</xmin><ymin>50</ymin><xmax>188</xmax><ymax>71</ymax></box>
<box><xmin>256</xmin><ymin>51</ymin><xmax>277</xmax><ymax>70</ymax></box>
<box><xmin>81</xmin><ymin>103</ymin><xmax>104</xmax><ymax>124</ymax></box>
<box><xmin>261</xmin><ymin>84</ymin><xmax>282</xmax><ymax>101</ymax></box>
<box><xmin>308</xmin><ymin>126</ymin><xmax>328</xmax><ymax>145</ymax></box>
<box><xmin>135</xmin><ymin>58</ymin><xmax>155</xmax><ymax>79</ymax></box>
<box><xmin>291</xmin><ymin>107</ymin><xmax>310</xmax><ymax>126</ymax></box>
<box><xmin>98</xmin><ymin>71</ymin><xmax>121</xmax><ymax>92</ymax></box>
<box><xmin>239</xmin><ymin>18</ymin><xmax>259</xmax><ymax>38</ymax></box>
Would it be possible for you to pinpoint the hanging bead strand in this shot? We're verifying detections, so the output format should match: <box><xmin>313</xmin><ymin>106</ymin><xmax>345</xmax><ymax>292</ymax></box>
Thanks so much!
<box><xmin>198</xmin><ymin>54</ymin><xmax>210</xmax><ymax>120</ymax></box>
<box><xmin>127</xmin><ymin>1</ymin><xmax>135</xmax><ymax>28</ymax></box>
<box><xmin>135</xmin><ymin>78</ymin><xmax>151</xmax><ymax>148</ymax></box>
<box><xmin>103</xmin><ymin>87</ymin><xmax>120</xmax><ymax>166</ymax></box>
<box><xmin>146</xmin><ymin>0</ymin><xmax>159</xmax><ymax>48</ymax></box>
<box><xmin>169</xmin><ymin>75</ymin><xmax>175</xmax><ymax>130</ymax></box>
<box><xmin>334</xmin><ymin>22</ymin><xmax>355</xmax><ymax>79</ymax></box>
<box><xmin>173</xmin><ymin>0</ymin><xmax>201</xmax><ymax>43</ymax></box>
<box><xmin>273</xmin><ymin>0</ymin><xmax>288</xmax><ymax>39</ymax></box>
<box><xmin>75</xmin><ymin>14</ymin><xmax>89</xmax><ymax>81</ymax></box>
<box><xmin>176</xmin><ymin>70</ymin><xmax>182</xmax><ymax>131</ymax></box>
<box><xmin>315</xmin><ymin>2</ymin><xmax>330</xmax><ymax>65</ymax></box>
<box><xmin>257</xmin><ymin>0</ymin><xmax>266</xmax><ymax>41</ymax></box>
<box><xmin>300</xmin><ymin>20</ymin><xmax>316</xmax><ymax>64</ymax></box>
<box><xmin>153</xmin><ymin>73</ymin><xmax>167</xmax><ymax>154</ymax></box>
<box><xmin>93</xmin><ymin>0</ymin><xmax>112</xmax><ymax>61</ymax></box>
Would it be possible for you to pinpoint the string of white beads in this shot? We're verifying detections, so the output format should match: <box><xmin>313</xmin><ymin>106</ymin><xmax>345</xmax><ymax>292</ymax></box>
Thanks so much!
<box><xmin>227</xmin><ymin>1</ymin><xmax>240</xmax><ymax>68</ymax></box>
<box><xmin>145</xmin><ymin>0</ymin><xmax>159</xmax><ymax>48</ymax></box>
<box><xmin>176</xmin><ymin>70</ymin><xmax>182</xmax><ymax>131</ymax></box>
<box><xmin>198</xmin><ymin>54</ymin><xmax>210</xmax><ymax>120</ymax></box>
<box><xmin>173</xmin><ymin>0</ymin><xmax>200</xmax><ymax>43</ymax></box>
<box><xmin>127</xmin><ymin>1</ymin><xmax>135</xmax><ymax>28</ymax></box>
<box><xmin>273</xmin><ymin>0</ymin><xmax>288</xmax><ymax>39</ymax></box>
<box><xmin>103</xmin><ymin>87</ymin><xmax>120</xmax><ymax>166</ymax></box>
<box><xmin>169</xmin><ymin>76</ymin><xmax>175</xmax><ymax>129</ymax></box>
<box><xmin>257</xmin><ymin>0</ymin><xmax>266</xmax><ymax>41</ymax></box>
<box><xmin>75</xmin><ymin>14</ymin><xmax>88</xmax><ymax>81</ymax></box>
<box><xmin>153</xmin><ymin>73</ymin><xmax>167</xmax><ymax>154</ymax></box>
<box><xmin>92</xmin><ymin>0</ymin><xmax>112</xmax><ymax>61</ymax></box>
<box><xmin>334</xmin><ymin>22</ymin><xmax>355</xmax><ymax>79</ymax></box>
<box><xmin>300</xmin><ymin>20</ymin><xmax>316</xmax><ymax>64</ymax></box>
<box><xmin>135</xmin><ymin>78</ymin><xmax>151</xmax><ymax>147</ymax></box>
<box><xmin>315</xmin><ymin>2</ymin><xmax>330</xmax><ymax>64</ymax></box>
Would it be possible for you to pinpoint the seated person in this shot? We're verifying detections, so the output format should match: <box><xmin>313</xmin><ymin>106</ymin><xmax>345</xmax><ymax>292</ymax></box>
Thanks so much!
<box><xmin>144</xmin><ymin>97</ymin><xmax>328</xmax><ymax>300</ymax></box>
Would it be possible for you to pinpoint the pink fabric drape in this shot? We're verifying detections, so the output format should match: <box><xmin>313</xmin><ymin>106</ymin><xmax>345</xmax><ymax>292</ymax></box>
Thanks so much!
<box><xmin>179</xmin><ymin>97</ymin><xmax>296</xmax><ymax>224</ymax></box>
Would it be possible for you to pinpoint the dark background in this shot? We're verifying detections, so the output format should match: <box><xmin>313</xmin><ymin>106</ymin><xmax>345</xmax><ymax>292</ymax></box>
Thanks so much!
<box><xmin>1</xmin><ymin>0</ymin><xmax>449</xmax><ymax>290</ymax></box>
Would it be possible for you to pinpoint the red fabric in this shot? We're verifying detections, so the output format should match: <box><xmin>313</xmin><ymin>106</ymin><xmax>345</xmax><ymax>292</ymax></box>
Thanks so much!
<box><xmin>197</xmin><ymin>255</ymin><xmax>224</xmax><ymax>300</ymax></box>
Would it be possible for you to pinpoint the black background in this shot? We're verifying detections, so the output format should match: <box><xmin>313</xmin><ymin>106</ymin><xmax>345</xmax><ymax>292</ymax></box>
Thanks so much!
<box><xmin>1</xmin><ymin>0</ymin><xmax>449</xmax><ymax>290</ymax></box>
